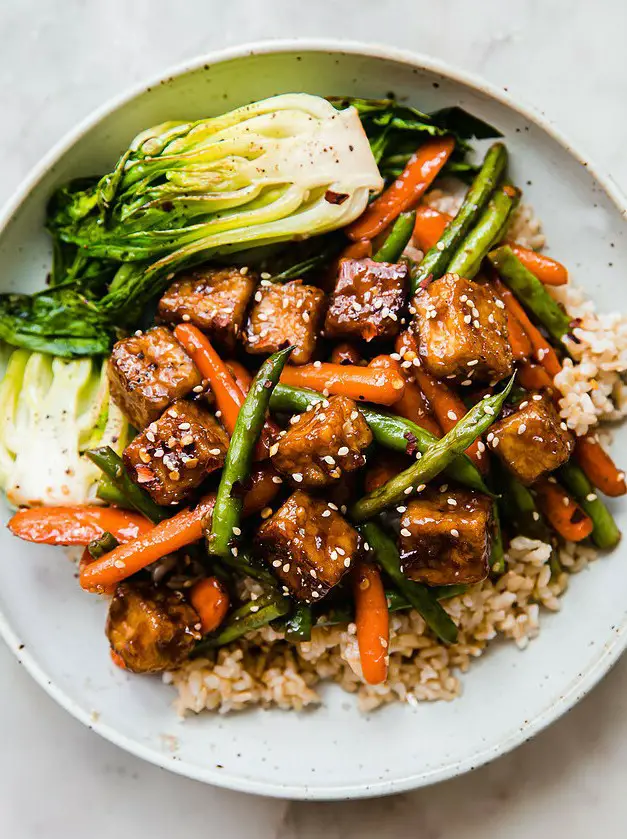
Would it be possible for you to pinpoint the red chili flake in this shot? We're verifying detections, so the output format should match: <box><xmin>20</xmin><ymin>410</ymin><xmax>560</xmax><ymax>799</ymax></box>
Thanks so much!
<box><xmin>134</xmin><ymin>465</ymin><xmax>154</xmax><ymax>484</ymax></box>
<box><xmin>324</xmin><ymin>190</ymin><xmax>349</xmax><ymax>205</ymax></box>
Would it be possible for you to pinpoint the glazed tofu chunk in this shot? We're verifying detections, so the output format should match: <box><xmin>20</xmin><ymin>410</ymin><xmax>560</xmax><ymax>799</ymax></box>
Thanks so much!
<box><xmin>244</xmin><ymin>279</ymin><xmax>326</xmax><ymax>365</ymax></box>
<box><xmin>157</xmin><ymin>266</ymin><xmax>256</xmax><ymax>351</ymax></box>
<box><xmin>108</xmin><ymin>326</ymin><xmax>201</xmax><ymax>429</ymax></box>
<box><xmin>398</xmin><ymin>490</ymin><xmax>492</xmax><ymax>586</ymax></box>
<box><xmin>487</xmin><ymin>393</ymin><xmax>574</xmax><ymax>485</ymax></box>
<box><xmin>271</xmin><ymin>395</ymin><xmax>372</xmax><ymax>488</ymax></box>
<box><xmin>325</xmin><ymin>258</ymin><xmax>408</xmax><ymax>342</ymax></box>
<box><xmin>106</xmin><ymin>581</ymin><xmax>202</xmax><ymax>673</ymax></box>
<box><xmin>254</xmin><ymin>490</ymin><xmax>359</xmax><ymax>602</ymax></box>
<box><xmin>123</xmin><ymin>400</ymin><xmax>229</xmax><ymax>505</ymax></box>
<box><xmin>413</xmin><ymin>273</ymin><xmax>513</xmax><ymax>383</ymax></box>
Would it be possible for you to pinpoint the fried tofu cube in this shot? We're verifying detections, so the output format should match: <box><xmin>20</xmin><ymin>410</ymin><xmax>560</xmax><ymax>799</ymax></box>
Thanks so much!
<box><xmin>413</xmin><ymin>273</ymin><xmax>513</xmax><ymax>383</ymax></box>
<box><xmin>108</xmin><ymin>327</ymin><xmax>201</xmax><ymax>430</ymax></box>
<box><xmin>123</xmin><ymin>400</ymin><xmax>229</xmax><ymax>505</ymax></box>
<box><xmin>325</xmin><ymin>258</ymin><xmax>408</xmax><ymax>342</ymax></box>
<box><xmin>157</xmin><ymin>265</ymin><xmax>256</xmax><ymax>351</ymax></box>
<box><xmin>271</xmin><ymin>395</ymin><xmax>372</xmax><ymax>488</ymax></box>
<box><xmin>244</xmin><ymin>280</ymin><xmax>326</xmax><ymax>365</ymax></box>
<box><xmin>398</xmin><ymin>490</ymin><xmax>492</xmax><ymax>585</ymax></box>
<box><xmin>488</xmin><ymin>393</ymin><xmax>574</xmax><ymax>485</ymax></box>
<box><xmin>106</xmin><ymin>581</ymin><xmax>201</xmax><ymax>673</ymax></box>
<box><xmin>254</xmin><ymin>490</ymin><xmax>359</xmax><ymax>602</ymax></box>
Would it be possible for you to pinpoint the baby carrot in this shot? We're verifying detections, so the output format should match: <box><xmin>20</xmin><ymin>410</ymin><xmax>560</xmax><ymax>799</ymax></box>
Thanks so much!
<box><xmin>534</xmin><ymin>479</ymin><xmax>593</xmax><ymax>542</ymax></box>
<box><xmin>8</xmin><ymin>505</ymin><xmax>152</xmax><ymax>546</ymax></box>
<box><xmin>353</xmin><ymin>561</ymin><xmax>389</xmax><ymax>685</ymax></box>
<box><xmin>280</xmin><ymin>362</ymin><xmax>405</xmax><ymax>406</ymax></box>
<box><xmin>190</xmin><ymin>577</ymin><xmax>230</xmax><ymax>635</ymax></box>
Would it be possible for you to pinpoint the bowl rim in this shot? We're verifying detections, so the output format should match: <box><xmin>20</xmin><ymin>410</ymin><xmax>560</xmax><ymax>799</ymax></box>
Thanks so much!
<box><xmin>1</xmin><ymin>38</ymin><xmax>626</xmax><ymax>801</ymax></box>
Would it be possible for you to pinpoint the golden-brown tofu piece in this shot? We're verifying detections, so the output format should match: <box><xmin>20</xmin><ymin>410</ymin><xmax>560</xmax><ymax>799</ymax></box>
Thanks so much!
<box><xmin>413</xmin><ymin>274</ymin><xmax>513</xmax><ymax>383</ymax></box>
<box><xmin>325</xmin><ymin>258</ymin><xmax>408</xmax><ymax>342</ymax></box>
<box><xmin>123</xmin><ymin>400</ymin><xmax>228</xmax><ymax>505</ymax></box>
<box><xmin>157</xmin><ymin>266</ymin><xmax>256</xmax><ymax>351</ymax></box>
<box><xmin>271</xmin><ymin>395</ymin><xmax>372</xmax><ymax>488</ymax></box>
<box><xmin>108</xmin><ymin>326</ymin><xmax>201</xmax><ymax>429</ymax></box>
<box><xmin>398</xmin><ymin>490</ymin><xmax>492</xmax><ymax>585</ymax></box>
<box><xmin>254</xmin><ymin>490</ymin><xmax>359</xmax><ymax>602</ymax></box>
<box><xmin>243</xmin><ymin>280</ymin><xmax>326</xmax><ymax>365</ymax></box>
<box><xmin>106</xmin><ymin>581</ymin><xmax>201</xmax><ymax>673</ymax></box>
<box><xmin>488</xmin><ymin>393</ymin><xmax>574</xmax><ymax>485</ymax></box>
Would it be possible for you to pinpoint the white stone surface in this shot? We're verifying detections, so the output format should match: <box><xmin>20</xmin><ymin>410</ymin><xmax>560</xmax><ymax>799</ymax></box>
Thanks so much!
<box><xmin>1</xmin><ymin>0</ymin><xmax>627</xmax><ymax>834</ymax></box>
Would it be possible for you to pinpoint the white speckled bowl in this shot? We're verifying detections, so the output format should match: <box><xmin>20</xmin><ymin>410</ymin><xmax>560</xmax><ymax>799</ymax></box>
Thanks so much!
<box><xmin>1</xmin><ymin>41</ymin><xmax>626</xmax><ymax>800</ymax></box>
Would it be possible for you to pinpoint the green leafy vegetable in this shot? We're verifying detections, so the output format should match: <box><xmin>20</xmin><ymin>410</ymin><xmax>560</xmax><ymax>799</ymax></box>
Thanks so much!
<box><xmin>0</xmin><ymin>349</ymin><xmax>129</xmax><ymax>506</ymax></box>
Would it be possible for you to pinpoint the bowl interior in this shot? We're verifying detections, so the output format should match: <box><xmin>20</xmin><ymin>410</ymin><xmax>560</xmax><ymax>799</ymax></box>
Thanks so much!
<box><xmin>1</xmin><ymin>45</ymin><xmax>626</xmax><ymax>800</ymax></box>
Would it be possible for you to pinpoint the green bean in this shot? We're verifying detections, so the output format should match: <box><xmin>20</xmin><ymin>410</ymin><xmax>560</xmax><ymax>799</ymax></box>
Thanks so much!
<box><xmin>372</xmin><ymin>211</ymin><xmax>416</xmax><ymax>263</ymax></box>
<box><xmin>86</xmin><ymin>446</ymin><xmax>168</xmax><ymax>523</ymax></box>
<box><xmin>490</xmin><ymin>503</ymin><xmax>506</xmax><ymax>574</ymax></box>
<box><xmin>447</xmin><ymin>185</ymin><xmax>520</xmax><ymax>279</ymax></box>
<box><xmin>499</xmin><ymin>469</ymin><xmax>551</xmax><ymax>542</ymax></box>
<box><xmin>488</xmin><ymin>245</ymin><xmax>573</xmax><ymax>345</ymax></box>
<box><xmin>285</xmin><ymin>603</ymin><xmax>313</xmax><ymax>642</ymax></box>
<box><xmin>208</xmin><ymin>347</ymin><xmax>293</xmax><ymax>557</ymax></box>
<box><xmin>95</xmin><ymin>476</ymin><xmax>132</xmax><ymax>509</ymax></box>
<box><xmin>87</xmin><ymin>531</ymin><xmax>119</xmax><ymax>559</ymax></box>
<box><xmin>411</xmin><ymin>143</ymin><xmax>508</xmax><ymax>294</ymax></box>
<box><xmin>192</xmin><ymin>594</ymin><xmax>290</xmax><ymax>652</ymax></box>
<box><xmin>270</xmin><ymin>384</ymin><xmax>490</xmax><ymax>495</ymax></box>
<box><xmin>360</xmin><ymin>522</ymin><xmax>458</xmax><ymax>643</ymax></box>
<box><xmin>351</xmin><ymin>375</ymin><xmax>515</xmax><ymax>521</ymax></box>
<box><xmin>557</xmin><ymin>461</ymin><xmax>621</xmax><ymax>549</ymax></box>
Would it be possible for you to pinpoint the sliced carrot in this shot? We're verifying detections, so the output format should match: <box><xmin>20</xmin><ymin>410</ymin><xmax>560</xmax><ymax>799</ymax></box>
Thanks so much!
<box><xmin>575</xmin><ymin>435</ymin><xmax>627</xmax><ymax>497</ymax></box>
<box><xmin>493</xmin><ymin>278</ymin><xmax>562</xmax><ymax>377</ymax></box>
<box><xmin>190</xmin><ymin>577</ymin><xmax>230</xmax><ymax>634</ymax></box>
<box><xmin>8</xmin><ymin>506</ymin><xmax>152</xmax><ymax>547</ymax></box>
<box><xmin>330</xmin><ymin>342</ymin><xmax>363</xmax><ymax>366</ymax></box>
<box><xmin>174</xmin><ymin>324</ymin><xmax>243</xmax><ymax>436</ymax></box>
<box><xmin>79</xmin><ymin>496</ymin><xmax>215</xmax><ymax>593</ymax></box>
<box><xmin>347</xmin><ymin>137</ymin><xmax>455</xmax><ymax>241</ymax></box>
<box><xmin>413</xmin><ymin>205</ymin><xmax>451</xmax><ymax>252</ymax></box>
<box><xmin>412</xmin><ymin>367</ymin><xmax>486</xmax><ymax>471</ymax></box>
<box><xmin>534</xmin><ymin>479</ymin><xmax>593</xmax><ymax>542</ymax></box>
<box><xmin>518</xmin><ymin>362</ymin><xmax>555</xmax><ymax>392</ymax></box>
<box><xmin>509</xmin><ymin>244</ymin><xmax>568</xmax><ymax>286</ymax></box>
<box><xmin>353</xmin><ymin>561</ymin><xmax>389</xmax><ymax>685</ymax></box>
<box><xmin>280</xmin><ymin>363</ymin><xmax>405</xmax><ymax>406</ymax></box>
<box><xmin>369</xmin><ymin>355</ymin><xmax>441</xmax><ymax>436</ymax></box>
<box><xmin>79</xmin><ymin>549</ymin><xmax>117</xmax><ymax>595</ymax></box>
<box><xmin>242</xmin><ymin>465</ymin><xmax>283</xmax><ymax>516</ymax></box>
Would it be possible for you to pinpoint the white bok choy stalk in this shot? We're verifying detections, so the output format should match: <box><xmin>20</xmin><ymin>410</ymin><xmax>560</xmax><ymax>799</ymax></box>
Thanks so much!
<box><xmin>0</xmin><ymin>350</ymin><xmax>128</xmax><ymax>507</ymax></box>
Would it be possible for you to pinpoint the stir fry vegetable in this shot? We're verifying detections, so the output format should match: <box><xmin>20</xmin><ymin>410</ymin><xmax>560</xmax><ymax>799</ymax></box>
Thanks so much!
<box><xmin>208</xmin><ymin>347</ymin><xmax>292</xmax><ymax>557</ymax></box>
<box><xmin>351</xmin><ymin>375</ymin><xmax>515</xmax><ymax>521</ymax></box>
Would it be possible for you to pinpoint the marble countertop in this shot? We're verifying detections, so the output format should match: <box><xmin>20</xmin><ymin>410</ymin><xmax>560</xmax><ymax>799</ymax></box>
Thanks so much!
<box><xmin>3</xmin><ymin>0</ymin><xmax>627</xmax><ymax>835</ymax></box>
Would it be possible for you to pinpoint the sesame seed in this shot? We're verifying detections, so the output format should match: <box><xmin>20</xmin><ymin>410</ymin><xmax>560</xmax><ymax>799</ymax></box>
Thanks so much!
<box><xmin>492</xmin><ymin>437</ymin><xmax>500</xmax><ymax>448</ymax></box>
<box><xmin>477</xmin><ymin>441</ymin><xmax>486</xmax><ymax>453</ymax></box>
<box><xmin>282</xmin><ymin>563</ymin><xmax>290</xmax><ymax>572</ymax></box>
<box><xmin>495</xmin><ymin>299</ymin><xmax>505</xmax><ymax>309</ymax></box>
<box><xmin>350</xmin><ymin>410</ymin><xmax>359</xmax><ymax>420</ymax></box>
<box><xmin>321</xmin><ymin>509</ymin><xmax>331</xmax><ymax>518</ymax></box>
<box><xmin>337</xmin><ymin>446</ymin><xmax>349</xmax><ymax>456</ymax></box>
<box><xmin>563</xmin><ymin>496</ymin><xmax>570</xmax><ymax>506</ymax></box>
<box><xmin>404</xmin><ymin>486</ymin><xmax>413</xmax><ymax>495</ymax></box>
<box><xmin>209</xmin><ymin>448</ymin><xmax>222</xmax><ymax>456</ymax></box>
<box><xmin>272</xmin><ymin>560</ymin><xmax>282</xmax><ymax>568</ymax></box>
<box><xmin>460</xmin><ymin>295</ymin><xmax>468</xmax><ymax>302</ymax></box>
<box><xmin>436</xmin><ymin>241</ymin><xmax>445</xmax><ymax>251</ymax></box>
<box><xmin>153</xmin><ymin>448</ymin><xmax>164</xmax><ymax>458</ymax></box>
<box><xmin>215</xmin><ymin>410</ymin><xmax>222</xmax><ymax>418</ymax></box>
<box><xmin>271</xmin><ymin>475</ymin><xmax>283</xmax><ymax>484</ymax></box>
<box><xmin>254</xmin><ymin>291</ymin><xmax>263</xmax><ymax>302</ymax></box>
<box><xmin>447</xmin><ymin>410</ymin><xmax>458</xmax><ymax>421</ymax></box>
<box><xmin>269</xmin><ymin>443</ymin><xmax>280</xmax><ymax>457</ymax></box>
<box><xmin>323</xmin><ymin>455</ymin><xmax>336</xmax><ymax>465</ymax></box>
<box><xmin>560</xmin><ymin>422</ymin><xmax>568</xmax><ymax>431</ymax></box>
<box><xmin>532</xmin><ymin>394</ymin><xmax>543</xmax><ymax>401</ymax></box>
<box><xmin>472</xmin><ymin>307</ymin><xmax>480</xmax><ymax>318</ymax></box>
<box><xmin>232</xmin><ymin>526</ymin><xmax>241</xmax><ymax>536</ymax></box>
<box><xmin>392</xmin><ymin>379</ymin><xmax>404</xmax><ymax>390</ymax></box>
<box><xmin>473</xmin><ymin>320</ymin><xmax>480</xmax><ymax>328</ymax></box>
<box><xmin>397</xmin><ymin>505</ymin><xmax>407</xmax><ymax>513</ymax></box>
<box><xmin>484</xmin><ymin>405</ymin><xmax>495</xmax><ymax>415</ymax></box>
<box><xmin>532</xmin><ymin>511</ymin><xmax>540</xmax><ymax>521</ymax></box>
<box><xmin>231</xmin><ymin>547</ymin><xmax>239</xmax><ymax>557</ymax></box>
<box><xmin>451</xmin><ymin>528</ymin><xmax>460</xmax><ymax>537</ymax></box>
<box><xmin>344</xmin><ymin>557</ymin><xmax>351</xmax><ymax>567</ymax></box>
<box><xmin>311</xmin><ymin>591</ymin><xmax>320</xmax><ymax>599</ymax></box>
<box><xmin>292</xmin><ymin>473</ymin><xmax>303</xmax><ymax>483</ymax></box>
<box><xmin>464</xmin><ymin>315</ymin><xmax>472</xmax><ymax>324</ymax></box>
<box><xmin>467</xmin><ymin>359</ymin><xmax>479</xmax><ymax>367</ymax></box>
<box><xmin>518</xmin><ymin>424</ymin><xmax>527</xmax><ymax>435</ymax></box>
<box><xmin>193</xmin><ymin>384</ymin><xmax>204</xmax><ymax>393</ymax></box>
<box><xmin>328</xmin><ymin>502</ymin><xmax>338</xmax><ymax>510</ymax></box>
<box><xmin>461</xmin><ymin>379</ymin><xmax>472</xmax><ymax>386</ymax></box>
<box><xmin>250</xmin><ymin>605</ymin><xmax>259</xmax><ymax>613</ymax></box>
<box><xmin>330</xmin><ymin>550</ymin><xmax>338</xmax><ymax>560</ymax></box>
<box><xmin>260</xmin><ymin>272</ymin><xmax>271</xmax><ymax>280</ymax></box>
<box><xmin>417</xmin><ymin>483</ymin><xmax>426</xmax><ymax>492</ymax></box>
<box><xmin>240</xmin><ymin>266</ymin><xmax>249</xmax><ymax>275</ymax></box>
<box><xmin>587</xmin><ymin>493</ymin><xmax>598</xmax><ymax>501</ymax></box>
<box><xmin>400</xmin><ymin>528</ymin><xmax>411</xmax><ymax>537</ymax></box>
<box><xmin>261</xmin><ymin>507</ymin><xmax>273</xmax><ymax>519</ymax></box>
